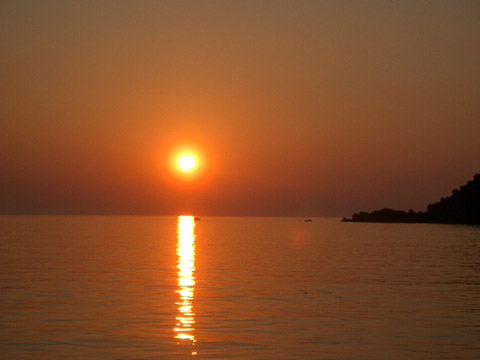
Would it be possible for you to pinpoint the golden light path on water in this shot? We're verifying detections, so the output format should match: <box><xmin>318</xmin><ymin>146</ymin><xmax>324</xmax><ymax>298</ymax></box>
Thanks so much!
<box><xmin>174</xmin><ymin>215</ymin><xmax>197</xmax><ymax>355</ymax></box>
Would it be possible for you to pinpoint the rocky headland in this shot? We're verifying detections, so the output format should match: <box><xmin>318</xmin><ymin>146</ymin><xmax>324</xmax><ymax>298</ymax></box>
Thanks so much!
<box><xmin>342</xmin><ymin>173</ymin><xmax>480</xmax><ymax>225</ymax></box>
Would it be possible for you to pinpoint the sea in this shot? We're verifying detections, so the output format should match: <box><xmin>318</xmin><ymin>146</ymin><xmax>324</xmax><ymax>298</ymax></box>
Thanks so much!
<box><xmin>0</xmin><ymin>216</ymin><xmax>479</xmax><ymax>359</ymax></box>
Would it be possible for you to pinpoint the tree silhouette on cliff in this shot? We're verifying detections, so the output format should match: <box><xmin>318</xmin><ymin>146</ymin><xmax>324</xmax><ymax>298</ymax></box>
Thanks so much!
<box><xmin>342</xmin><ymin>173</ymin><xmax>480</xmax><ymax>225</ymax></box>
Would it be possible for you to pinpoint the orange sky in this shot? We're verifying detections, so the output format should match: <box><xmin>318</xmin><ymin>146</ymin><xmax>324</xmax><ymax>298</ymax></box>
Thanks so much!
<box><xmin>1</xmin><ymin>1</ymin><xmax>479</xmax><ymax>216</ymax></box>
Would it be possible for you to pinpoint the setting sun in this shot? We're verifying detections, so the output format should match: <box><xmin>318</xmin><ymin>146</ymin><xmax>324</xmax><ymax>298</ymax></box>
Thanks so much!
<box><xmin>178</xmin><ymin>154</ymin><xmax>196</xmax><ymax>172</ymax></box>
<box><xmin>165</xmin><ymin>144</ymin><xmax>212</xmax><ymax>186</ymax></box>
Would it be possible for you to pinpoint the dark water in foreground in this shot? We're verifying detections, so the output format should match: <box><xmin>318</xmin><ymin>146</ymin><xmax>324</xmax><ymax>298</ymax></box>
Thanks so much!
<box><xmin>0</xmin><ymin>216</ymin><xmax>479</xmax><ymax>359</ymax></box>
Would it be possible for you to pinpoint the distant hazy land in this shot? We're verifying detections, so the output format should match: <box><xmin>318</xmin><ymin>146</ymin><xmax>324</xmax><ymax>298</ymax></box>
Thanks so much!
<box><xmin>343</xmin><ymin>174</ymin><xmax>480</xmax><ymax>225</ymax></box>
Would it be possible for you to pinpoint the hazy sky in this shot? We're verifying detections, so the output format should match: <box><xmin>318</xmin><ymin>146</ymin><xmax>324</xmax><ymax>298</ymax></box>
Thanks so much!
<box><xmin>1</xmin><ymin>0</ymin><xmax>479</xmax><ymax>216</ymax></box>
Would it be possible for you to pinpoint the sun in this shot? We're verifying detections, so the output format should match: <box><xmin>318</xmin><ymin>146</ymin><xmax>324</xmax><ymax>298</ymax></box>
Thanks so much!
<box><xmin>178</xmin><ymin>154</ymin><xmax>196</xmax><ymax>172</ymax></box>
<box><xmin>166</xmin><ymin>145</ymin><xmax>207</xmax><ymax>182</ymax></box>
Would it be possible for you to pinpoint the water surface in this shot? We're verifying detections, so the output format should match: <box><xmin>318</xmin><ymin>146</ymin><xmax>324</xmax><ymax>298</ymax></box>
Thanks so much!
<box><xmin>0</xmin><ymin>216</ymin><xmax>479</xmax><ymax>359</ymax></box>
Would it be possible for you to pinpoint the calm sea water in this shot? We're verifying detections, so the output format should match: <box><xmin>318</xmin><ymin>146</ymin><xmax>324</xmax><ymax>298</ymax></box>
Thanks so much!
<box><xmin>0</xmin><ymin>216</ymin><xmax>479</xmax><ymax>359</ymax></box>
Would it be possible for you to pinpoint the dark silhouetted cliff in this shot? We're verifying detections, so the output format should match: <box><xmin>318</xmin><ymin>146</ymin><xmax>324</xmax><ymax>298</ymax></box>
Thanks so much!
<box><xmin>342</xmin><ymin>173</ymin><xmax>480</xmax><ymax>225</ymax></box>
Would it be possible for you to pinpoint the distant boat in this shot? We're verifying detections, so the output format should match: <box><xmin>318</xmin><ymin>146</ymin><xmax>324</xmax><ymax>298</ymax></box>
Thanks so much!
<box><xmin>304</xmin><ymin>219</ymin><xmax>312</xmax><ymax>222</ymax></box>
<box><xmin>194</xmin><ymin>217</ymin><xmax>201</xmax><ymax>221</ymax></box>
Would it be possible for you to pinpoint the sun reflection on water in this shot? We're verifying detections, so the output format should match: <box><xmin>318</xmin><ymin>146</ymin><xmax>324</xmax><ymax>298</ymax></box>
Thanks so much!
<box><xmin>174</xmin><ymin>215</ymin><xmax>197</xmax><ymax>353</ymax></box>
